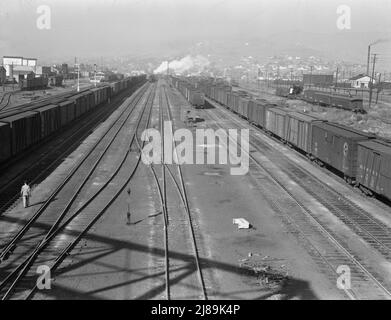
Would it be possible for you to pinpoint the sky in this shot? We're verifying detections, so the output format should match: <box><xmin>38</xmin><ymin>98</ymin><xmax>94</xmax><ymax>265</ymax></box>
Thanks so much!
<box><xmin>0</xmin><ymin>0</ymin><xmax>390</xmax><ymax>63</ymax></box>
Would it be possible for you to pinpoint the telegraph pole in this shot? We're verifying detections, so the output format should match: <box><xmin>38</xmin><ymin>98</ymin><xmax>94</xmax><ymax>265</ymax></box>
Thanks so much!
<box><xmin>376</xmin><ymin>73</ymin><xmax>381</xmax><ymax>104</ymax></box>
<box><xmin>94</xmin><ymin>64</ymin><xmax>97</xmax><ymax>87</ymax></box>
<box><xmin>368</xmin><ymin>54</ymin><xmax>377</xmax><ymax>109</ymax></box>
<box><xmin>309</xmin><ymin>66</ymin><xmax>313</xmax><ymax>89</ymax></box>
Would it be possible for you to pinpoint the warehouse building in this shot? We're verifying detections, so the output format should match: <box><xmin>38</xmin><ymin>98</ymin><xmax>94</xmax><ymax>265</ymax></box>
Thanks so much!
<box><xmin>2</xmin><ymin>56</ymin><xmax>37</xmax><ymax>77</ymax></box>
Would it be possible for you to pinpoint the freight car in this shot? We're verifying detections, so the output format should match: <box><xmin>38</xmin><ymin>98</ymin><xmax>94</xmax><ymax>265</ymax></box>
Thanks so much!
<box><xmin>20</xmin><ymin>77</ymin><xmax>49</xmax><ymax>91</ymax></box>
<box><xmin>356</xmin><ymin>139</ymin><xmax>391</xmax><ymax>199</ymax></box>
<box><xmin>310</xmin><ymin>122</ymin><xmax>375</xmax><ymax>183</ymax></box>
<box><xmin>303</xmin><ymin>90</ymin><xmax>365</xmax><ymax>113</ymax></box>
<box><xmin>180</xmin><ymin>76</ymin><xmax>391</xmax><ymax>203</ymax></box>
<box><xmin>0</xmin><ymin>75</ymin><xmax>146</xmax><ymax>165</ymax></box>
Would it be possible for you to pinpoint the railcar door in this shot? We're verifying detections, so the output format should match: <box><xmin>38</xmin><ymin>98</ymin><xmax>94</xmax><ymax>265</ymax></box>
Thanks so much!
<box><xmin>369</xmin><ymin>152</ymin><xmax>381</xmax><ymax>192</ymax></box>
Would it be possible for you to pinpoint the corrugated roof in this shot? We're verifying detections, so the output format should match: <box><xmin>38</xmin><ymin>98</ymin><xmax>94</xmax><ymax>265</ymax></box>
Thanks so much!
<box><xmin>313</xmin><ymin>122</ymin><xmax>375</xmax><ymax>139</ymax></box>
<box><xmin>287</xmin><ymin>111</ymin><xmax>322</xmax><ymax>122</ymax></box>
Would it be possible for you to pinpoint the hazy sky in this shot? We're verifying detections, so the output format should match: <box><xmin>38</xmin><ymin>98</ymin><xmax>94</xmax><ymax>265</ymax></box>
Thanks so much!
<box><xmin>1</xmin><ymin>0</ymin><xmax>390</xmax><ymax>61</ymax></box>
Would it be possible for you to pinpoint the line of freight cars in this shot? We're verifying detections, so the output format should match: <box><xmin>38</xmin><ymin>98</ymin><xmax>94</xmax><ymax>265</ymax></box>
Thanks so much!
<box><xmin>0</xmin><ymin>75</ymin><xmax>146</xmax><ymax>165</ymax></box>
<box><xmin>187</xmin><ymin>77</ymin><xmax>391</xmax><ymax>203</ymax></box>
<box><xmin>170</xmin><ymin>77</ymin><xmax>205</xmax><ymax>108</ymax></box>
<box><xmin>275</xmin><ymin>86</ymin><xmax>365</xmax><ymax>113</ymax></box>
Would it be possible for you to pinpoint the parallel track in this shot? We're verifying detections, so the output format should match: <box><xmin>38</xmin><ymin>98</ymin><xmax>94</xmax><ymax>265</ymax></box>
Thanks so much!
<box><xmin>0</xmin><ymin>84</ymin><xmax>149</xmax><ymax>261</ymax></box>
<box><xmin>0</xmin><ymin>85</ymin><xmax>144</xmax><ymax>216</ymax></box>
<box><xmin>196</xmin><ymin>95</ymin><xmax>391</xmax><ymax>299</ymax></box>
<box><xmin>0</xmin><ymin>83</ymin><xmax>156</xmax><ymax>299</ymax></box>
<box><xmin>0</xmin><ymin>93</ymin><xmax>11</xmax><ymax>112</ymax></box>
<box><xmin>159</xmin><ymin>83</ymin><xmax>207</xmax><ymax>299</ymax></box>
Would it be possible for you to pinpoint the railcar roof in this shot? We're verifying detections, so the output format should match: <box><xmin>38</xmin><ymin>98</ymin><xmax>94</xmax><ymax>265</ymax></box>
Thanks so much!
<box><xmin>313</xmin><ymin>122</ymin><xmax>375</xmax><ymax>139</ymax></box>
<box><xmin>358</xmin><ymin>139</ymin><xmax>391</xmax><ymax>155</ymax></box>
<box><xmin>287</xmin><ymin>111</ymin><xmax>322</xmax><ymax>122</ymax></box>
<box><xmin>36</xmin><ymin>104</ymin><xmax>58</xmax><ymax>112</ymax></box>
<box><xmin>0</xmin><ymin>111</ymin><xmax>38</xmax><ymax>122</ymax></box>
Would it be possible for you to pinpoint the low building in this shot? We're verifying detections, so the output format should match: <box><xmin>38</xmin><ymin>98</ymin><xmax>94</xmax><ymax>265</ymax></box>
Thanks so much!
<box><xmin>3</xmin><ymin>56</ymin><xmax>37</xmax><ymax>76</ymax></box>
<box><xmin>11</xmin><ymin>65</ymin><xmax>35</xmax><ymax>83</ymax></box>
<box><xmin>0</xmin><ymin>66</ymin><xmax>6</xmax><ymax>84</ymax></box>
<box><xmin>349</xmin><ymin>74</ymin><xmax>376</xmax><ymax>89</ymax></box>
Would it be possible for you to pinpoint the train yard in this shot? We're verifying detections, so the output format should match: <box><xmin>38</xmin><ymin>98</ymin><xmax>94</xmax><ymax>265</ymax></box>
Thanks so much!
<box><xmin>0</xmin><ymin>77</ymin><xmax>391</xmax><ymax>300</ymax></box>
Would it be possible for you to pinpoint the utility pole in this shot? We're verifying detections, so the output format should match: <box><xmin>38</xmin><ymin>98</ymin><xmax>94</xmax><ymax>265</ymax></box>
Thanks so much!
<box><xmin>309</xmin><ymin>66</ymin><xmax>313</xmax><ymax>89</ymax></box>
<box><xmin>335</xmin><ymin>67</ymin><xmax>339</xmax><ymax>88</ymax></box>
<box><xmin>368</xmin><ymin>54</ymin><xmax>377</xmax><ymax>109</ymax></box>
<box><xmin>366</xmin><ymin>45</ymin><xmax>371</xmax><ymax>75</ymax></box>
<box><xmin>94</xmin><ymin>64</ymin><xmax>97</xmax><ymax>87</ymax></box>
<box><xmin>376</xmin><ymin>73</ymin><xmax>382</xmax><ymax>104</ymax></box>
<box><xmin>290</xmin><ymin>68</ymin><xmax>293</xmax><ymax>84</ymax></box>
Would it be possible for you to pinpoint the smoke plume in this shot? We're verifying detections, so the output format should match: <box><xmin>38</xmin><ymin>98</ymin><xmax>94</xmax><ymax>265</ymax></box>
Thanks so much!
<box><xmin>370</xmin><ymin>38</ymin><xmax>390</xmax><ymax>46</ymax></box>
<box><xmin>153</xmin><ymin>55</ymin><xmax>210</xmax><ymax>75</ymax></box>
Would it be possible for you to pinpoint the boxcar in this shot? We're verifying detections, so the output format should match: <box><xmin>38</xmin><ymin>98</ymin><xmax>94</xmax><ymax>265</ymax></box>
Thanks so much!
<box><xmin>1</xmin><ymin>111</ymin><xmax>41</xmax><ymax>156</ymax></box>
<box><xmin>311</xmin><ymin>122</ymin><xmax>375</xmax><ymax>182</ymax></box>
<box><xmin>356</xmin><ymin>139</ymin><xmax>391</xmax><ymax>200</ymax></box>
<box><xmin>265</xmin><ymin>107</ymin><xmax>288</xmax><ymax>140</ymax></box>
<box><xmin>0</xmin><ymin>122</ymin><xmax>11</xmax><ymax>163</ymax></box>
<box><xmin>238</xmin><ymin>96</ymin><xmax>250</xmax><ymax>119</ymax></box>
<box><xmin>285</xmin><ymin>112</ymin><xmax>323</xmax><ymax>154</ymax></box>
<box><xmin>37</xmin><ymin>104</ymin><xmax>60</xmax><ymax>138</ymax></box>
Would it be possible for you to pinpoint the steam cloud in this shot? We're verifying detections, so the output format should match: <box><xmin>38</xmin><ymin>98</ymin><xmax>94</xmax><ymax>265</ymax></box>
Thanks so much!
<box><xmin>370</xmin><ymin>38</ymin><xmax>390</xmax><ymax>46</ymax></box>
<box><xmin>153</xmin><ymin>55</ymin><xmax>210</xmax><ymax>75</ymax></box>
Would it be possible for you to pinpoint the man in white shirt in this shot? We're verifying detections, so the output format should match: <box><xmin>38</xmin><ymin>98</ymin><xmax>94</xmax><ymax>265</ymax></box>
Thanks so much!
<box><xmin>21</xmin><ymin>182</ymin><xmax>31</xmax><ymax>208</ymax></box>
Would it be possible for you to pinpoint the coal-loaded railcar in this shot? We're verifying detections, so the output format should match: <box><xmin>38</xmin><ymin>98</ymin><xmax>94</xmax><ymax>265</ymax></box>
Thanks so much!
<box><xmin>356</xmin><ymin>139</ymin><xmax>391</xmax><ymax>199</ymax></box>
<box><xmin>303</xmin><ymin>90</ymin><xmax>365</xmax><ymax>113</ymax></box>
<box><xmin>285</xmin><ymin>112</ymin><xmax>324</xmax><ymax>155</ymax></box>
<box><xmin>59</xmin><ymin>100</ymin><xmax>75</xmax><ymax>127</ymax></box>
<box><xmin>311</xmin><ymin>122</ymin><xmax>375</xmax><ymax>183</ymax></box>
<box><xmin>37</xmin><ymin>104</ymin><xmax>61</xmax><ymax>138</ymax></box>
<box><xmin>0</xmin><ymin>122</ymin><xmax>11</xmax><ymax>163</ymax></box>
<box><xmin>0</xmin><ymin>75</ymin><xmax>147</xmax><ymax>165</ymax></box>
<box><xmin>1</xmin><ymin>111</ymin><xmax>41</xmax><ymax>156</ymax></box>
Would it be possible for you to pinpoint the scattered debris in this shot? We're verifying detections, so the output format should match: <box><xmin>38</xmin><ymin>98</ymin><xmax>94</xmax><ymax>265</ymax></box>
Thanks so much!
<box><xmin>233</xmin><ymin>218</ymin><xmax>251</xmax><ymax>229</ymax></box>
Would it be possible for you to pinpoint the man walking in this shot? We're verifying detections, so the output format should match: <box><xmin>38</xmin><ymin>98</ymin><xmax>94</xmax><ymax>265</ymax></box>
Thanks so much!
<box><xmin>21</xmin><ymin>182</ymin><xmax>31</xmax><ymax>208</ymax></box>
<box><xmin>126</xmin><ymin>187</ymin><xmax>131</xmax><ymax>225</ymax></box>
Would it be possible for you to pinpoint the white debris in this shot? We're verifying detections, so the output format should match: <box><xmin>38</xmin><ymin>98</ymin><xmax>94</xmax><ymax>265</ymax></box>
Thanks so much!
<box><xmin>233</xmin><ymin>218</ymin><xmax>250</xmax><ymax>229</ymax></box>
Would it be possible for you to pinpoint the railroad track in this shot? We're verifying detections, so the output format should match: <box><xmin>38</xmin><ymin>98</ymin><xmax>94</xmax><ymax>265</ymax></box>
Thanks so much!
<box><xmin>0</xmin><ymin>85</ymin><xmax>94</xmax><ymax>118</ymax></box>
<box><xmin>0</xmin><ymin>93</ymin><xmax>12</xmax><ymax>112</ymax></box>
<box><xmin>198</xmin><ymin>96</ymin><xmax>391</xmax><ymax>299</ymax></box>
<box><xmin>138</xmin><ymin>82</ymin><xmax>207</xmax><ymax>300</ymax></box>
<box><xmin>208</xmin><ymin>98</ymin><xmax>391</xmax><ymax>260</ymax></box>
<box><xmin>0</xmin><ymin>83</ymin><xmax>156</xmax><ymax>299</ymax></box>
<box><xmin>0</xmin><ymin>84</ymin><xmax>143</xmax><ymax>217</ymax></box>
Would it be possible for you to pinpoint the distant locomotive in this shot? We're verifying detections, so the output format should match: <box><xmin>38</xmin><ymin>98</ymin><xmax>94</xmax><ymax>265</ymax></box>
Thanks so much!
<box><xmin>275</xmin><ymin>85</ymin><xmax>303</xmax><ymax>98</ymax></box>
